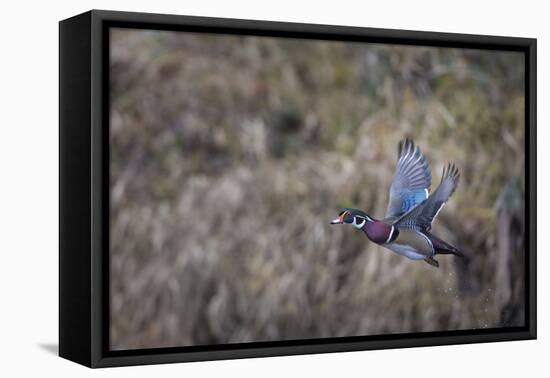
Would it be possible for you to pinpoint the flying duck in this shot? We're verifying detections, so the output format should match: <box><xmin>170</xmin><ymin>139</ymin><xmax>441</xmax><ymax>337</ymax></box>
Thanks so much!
<box><xmin>330</xmin><ymin>138</ymin><xmax>466</xmax><ymax>268</ymax></box>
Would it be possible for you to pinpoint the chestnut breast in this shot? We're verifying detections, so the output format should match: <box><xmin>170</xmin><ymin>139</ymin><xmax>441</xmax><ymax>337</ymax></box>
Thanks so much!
<box><xmin>363</xmin><ymin>221</ymin><xmax>394</xmax><ymax>244</ymax></box>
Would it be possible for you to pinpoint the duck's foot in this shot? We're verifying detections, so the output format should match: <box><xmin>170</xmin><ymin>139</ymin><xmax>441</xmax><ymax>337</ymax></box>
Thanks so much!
<box><xmin>424</xmin><ymin>257</ymin><xmax>440</xmax><ymax>268</ymax></box>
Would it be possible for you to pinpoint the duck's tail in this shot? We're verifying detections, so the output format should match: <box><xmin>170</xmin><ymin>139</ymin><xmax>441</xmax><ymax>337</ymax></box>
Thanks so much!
<box><xmin>427</xmin><ymin>232</ymin><xmax>470</xmax><ymax>263</ymax></box>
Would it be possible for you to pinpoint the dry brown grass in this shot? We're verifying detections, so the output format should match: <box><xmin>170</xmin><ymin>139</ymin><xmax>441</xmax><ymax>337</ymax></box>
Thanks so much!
<box><xmin>109</xmin><ymin>29</ymin><xmax>526</xmax><ymax>350</ymax></box>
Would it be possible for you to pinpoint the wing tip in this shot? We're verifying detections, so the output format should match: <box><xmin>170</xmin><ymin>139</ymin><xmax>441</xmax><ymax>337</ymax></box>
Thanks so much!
<box><xmin>442</xmin><ymin>162</ymin><xmax>460</xmax><ymax>178</ymax></box>
<box><xmin>442</xmin><ymin>162</ymin><xmax>461</xmax><ymax>193</ymax></box>
<box><xmin>398</xmin><ymin>137</ymin><xmax>416</xmax><ymax>159</ymax></box>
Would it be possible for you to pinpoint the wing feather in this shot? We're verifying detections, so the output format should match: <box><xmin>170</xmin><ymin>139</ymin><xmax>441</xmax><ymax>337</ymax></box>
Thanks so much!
<box><xmin>385</xmin><ymin>138</ymin><xmax>432</xmax><ymax>219</ymax></box>
<box><xmin>393</xmin><ymin>163</ymin><xmax>460</xmax><ymax>231</ymax></box>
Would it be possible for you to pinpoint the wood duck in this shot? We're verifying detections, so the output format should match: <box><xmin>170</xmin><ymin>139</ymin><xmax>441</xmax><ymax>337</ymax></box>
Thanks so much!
<box><xmin>331</xmin><ymin>138</ymin><xmax>466</xmax><ymax>268</ymax></box>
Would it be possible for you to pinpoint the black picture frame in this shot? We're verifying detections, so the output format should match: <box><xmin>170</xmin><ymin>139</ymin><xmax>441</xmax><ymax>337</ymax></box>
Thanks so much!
<box><xmin>59</xmin><ymin>9</ymin><xmax>537</xmax><ymax>368</ymax></box>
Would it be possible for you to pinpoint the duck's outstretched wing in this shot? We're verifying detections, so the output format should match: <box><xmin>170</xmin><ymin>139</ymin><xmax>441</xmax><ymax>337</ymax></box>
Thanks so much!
<box><xmin>393</xmin><ymin>163</ymin><xmax>460</xmax><ymax>231</ymax></box>
<box><xmin>385</xmin><ymin>138</ymin><xmax>432</xmax><ymax>219</ymax></box>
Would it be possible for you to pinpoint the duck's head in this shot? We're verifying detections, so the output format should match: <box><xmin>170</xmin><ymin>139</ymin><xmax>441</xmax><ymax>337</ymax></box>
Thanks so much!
<box><xmin>330</xmin><ymin>208</ymin><xmax>373</xmax><ymax>229</ymax></box>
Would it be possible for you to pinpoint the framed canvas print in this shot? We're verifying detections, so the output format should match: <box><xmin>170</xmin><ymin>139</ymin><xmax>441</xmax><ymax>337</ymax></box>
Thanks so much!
<box><xmin>59</xmin><ymin>10</ymin><xmax>537</xmax><ymax>368</ymax></box>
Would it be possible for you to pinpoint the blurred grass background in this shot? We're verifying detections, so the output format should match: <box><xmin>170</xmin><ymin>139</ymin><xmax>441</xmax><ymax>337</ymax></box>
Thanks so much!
<box><xmin>109</xmin><ymin>28</ymin><xmax>526</xmax><ymax>350</ymax></box>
